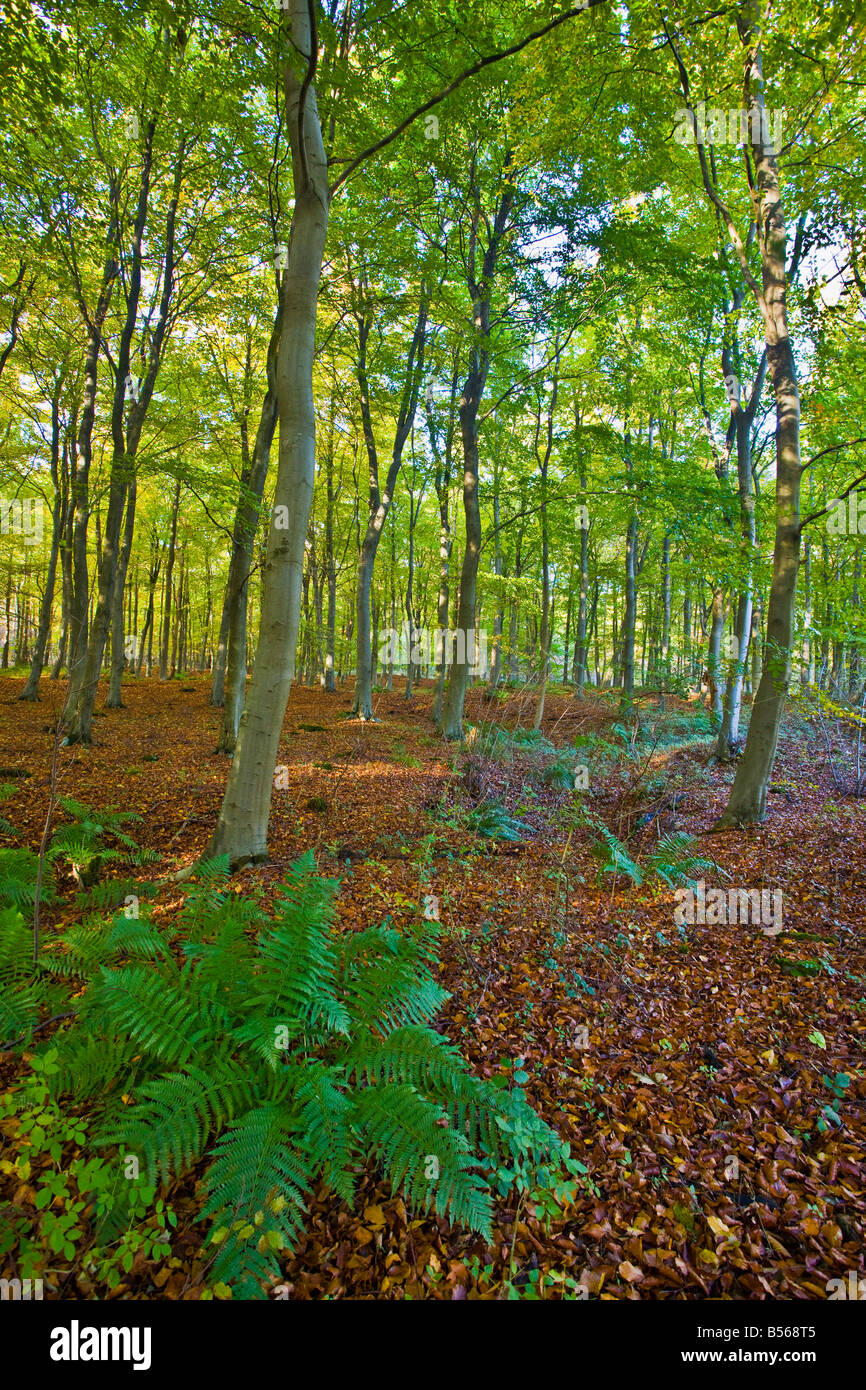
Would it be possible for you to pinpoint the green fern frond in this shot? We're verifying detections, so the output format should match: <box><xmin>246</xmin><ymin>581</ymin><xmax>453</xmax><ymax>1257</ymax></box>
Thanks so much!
<box><xmin>256</xmin><ymin>859</ymin><xmax>349</xmax><ymax>1036</ymax></box>
<box><xmin>292</xmin><ymin>1064</ymin><xmax>355</xmax><ymax>1203</ymax></box>
<box><xmin>0</xmin><ymin>848</ymin><xmax>55</xmax><ymax>909</ymax></box>
<box><xmin>47</xmin><ymin>1031</ymin><xmax>140</xmax><ymax>1102</ymax></box>
<box><xmin>201</xmin><ymin>1104</ymin><xmax>310</xmax><ymax>1298</ymax></box>
<box><xmin>75</xmin><ymin>877</ymin><xmax>159</xmax><ymax>913</ymax></box>
<box><xmin>354</xmin><ymin>1082</ymin><xmax>493</xmax><ymax>1238</ymax></box>
<box><xmin>348</xmin><ymin>1025</ymin><xmax>479</xmax><ymax>1099</ymax></box>
<box><xmin>231</xmin><ymin>1014</ymin><xmax>303</xmax><ymax>1069</ymax></box>
<box><xmin>40</xmin><ymin>919</ymin><xmax>113</xmax><ymax>980</ymax></box>
<box><xmin>0</xmin><ymin>905</ymin><xmax>32</xmax><ymax>981</ymax></box>
<box><xmin>100</xmin><ymin>1062</ymin><xmax>259</xmax><ymax>1185</ymax></box>
<box><xmin>646</xmin><ymin>832</ymin><xmax>726</xmax><ymax>889</ymax></box>
<box><xmin>0</xmin><ymin>981</ymin><xmax>47</xmax><ymax>1045</ymax></box>
<box><xmin>342</xmin><ymin>941</ymin><xmax>449</xmax><ymax>1032</ymax></box>
<box><xmin>83</xmin><ymin>965</ymin><xmax>217</xmax><ymax>1066</ymax></box>
<box><xmin>583</xmin><ymin>812</ymin><xmax>643</xmax><ymax>886</ymax></box>
<box><xmin>104</xmin><ymin>914</ymin><xmax>167</xmax><ymax>962</ymax></box>
<box><xmin>48</xmin><ymin>830</ymin><xmax>120</xmax><ymax>868</ymax></box>
<box><xmin>184</xmin><ymin>915</ymin><xmax>255</xmax><ymax>993</ymax></box>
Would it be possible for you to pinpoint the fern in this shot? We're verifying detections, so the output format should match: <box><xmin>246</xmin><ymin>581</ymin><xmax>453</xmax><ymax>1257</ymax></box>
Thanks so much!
<box><xmin>291</xmin><ymin>1065</ymin><xmax>356</xmax><ymax>1203</ymax></box>
<box><xmin>75</xmin><ymin>877</ymin><xmax>158</xmax><ymax>913</ymax></box>
<box><xmin>101</xmin><ymin>1063</ymin><xmax>257</xmax><ymax>1185</ymax></box>
<box><xmin>0</xmin><ymin>847</ymin><xmax>55</xmax><ymax>909</ymax></box>
<box><xmin>645</xmin><ymin>832</ymin><xmax>725</xmax><ymax>890</ymax></box>
<box><xmin>466</xmin><ymin>800</ymin><xmax>532</xmax><ymax>842</ymax></box>
<box><xmin>0</xmin><ymin>782</ymin><xmax>19</xmax><ymax>835</ymax></box>
<box><xmin>48</xmin><ymin>799</ymin><xmax>154</xmax><ymax>886</ymax></box>
<box><xmin>38</xmin><ymin>854</ymin><xmax>568</xmax><ymax>1299</ymax></box>
<box><xmin>201</xmin><ymin>1106</ymin><xmax>310</xmax><ymax>1298</ymax></box>
<box><xmin>82</xmin><ymin>965</ymin><xmax>222</xmax><ymax>1067</ymax></box>
<box><xmin>355</xmin><ymin>1083</ymin><xmax>493</xmax><ymax>1236</ymax></box>
<box><xmin>582</xmin><ymin>812</ymin><xmax>643</xmax><ymax>886</ymax></box>
<box><xmin>0</xmin><ymin>906</ymin><xmax>48</xmax><ymax>1045</ymax></box>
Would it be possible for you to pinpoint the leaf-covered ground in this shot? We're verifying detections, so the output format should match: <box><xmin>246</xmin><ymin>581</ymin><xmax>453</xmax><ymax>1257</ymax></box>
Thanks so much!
<box><xmin>1</xmin><ymin>675</ymin><xmax>864</xmax><ymax>1299</ymax></box>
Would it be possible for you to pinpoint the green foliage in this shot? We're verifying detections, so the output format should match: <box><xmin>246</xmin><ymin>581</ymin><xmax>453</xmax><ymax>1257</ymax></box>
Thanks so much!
<box><xmin>581</xmin><ymin>814</ymin><xmax>723</xmax><ymax>893</ymax></box>
<box><xmin>481</xmin><ymin>725</ymin><xmax>556</xmax><ymax>761</ymax></box>
<box><xmin>0</xmin><ymin>1048</ymin><xmax>176</xmax><ymax>1286</ymax></box>
<box><xmin>0</xmin><ymin>904</ymin><xmax>48</xmax><ymax>1043</ymax></box>
<box><xmin>644</xmin><ymin>831</ymin><xmax>725</xmax><ymax>890</ymax></box>
<box><xmin>0</xmin><ymin>781</ymin><xmax>19</xmax><ymax>835</ymax></box>
<box><xmin>25</xmin><ymin>852</ymin><xmax>564</xmax><ymax>1299</ymax></box>
<box><xmin>541</xmin><ymin>750</ymin><xmax>582</xmax><ymax>791</ymax></box>
<box><xmin>466</xmin><ymin>800</ymin><xmax>533</xmax><ymax>841</ymax></box>
<box><xmin>48</xmin><ymin>799</ymin><xmax>158</xmax><ymax>885</ymax></box>
<box><xmin>0</xmin><ymin>846</ymin><xmax>55</xmax><ymax>909</ymax></box>
<box><xmin>582</xmin><ymin>812</ymin><xmax>643</xmax><ymax>886</ymax></box>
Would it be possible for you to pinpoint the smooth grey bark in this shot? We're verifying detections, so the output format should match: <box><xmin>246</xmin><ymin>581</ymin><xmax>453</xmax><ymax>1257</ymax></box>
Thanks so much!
<box><xmin>159</xmin><ymin>479</ymin><xmax>181</xmax><ymax>680</ymax></box>
<box><xmin>323</xmin><ymin>418</ymin><xmax>338</xmax><ymax>693</ymax></box>
<box><xmin>208</xmin><ymin>0</ymin><xmax>329</xmax><ymax>863</ymax></box>
<box><xmin>426</xmin><ymin>362</ymin><xmax>457</xmax><ymax>721</ymax></box>
<box><xmin>441</xmin><ymin>152</ymin><xmax>515</xmax><ymax>739</ymax></box>
<box><xmin>715</xmin><ymin>355</ymin><xmax>765</xmax><ymax>756</ymax></box>
<box><xmin>619</xmin><ymin>408</ymin><xmax>652</xmax><ymax>712</ymax></box>
<box><xmin>533</xmin><ymin>349</ymin><xmax>560</xmax><ymax>729</ymax></box>
<box><xmin>572</xmin><ymin>419</ymin><xmax>589</xmax><ymax>694</ymax></box>
<box><xmin>20</xmin><ymin>390</ymin><xmax>64</xmax><ymax>701</ymax></box>
<box><xmin>680</xmin><ymin>0</ymin><xmax>804</xmax><ymax>825</ymax></box>
<box><xmin>351</xmin><ymin>291</ymin><xmax>428</xmax><ymax>719</ymax></box>
<box><xmin>706</xmin><ymin>587</ymin><xmax>725</xmax><ymax>722</ymax></box>
<box><xmin>106</xmin><ymin>477</ymin><xmax>137</xmax><ymax>707</ymax></box>
<box><xmin>210</xmin><ymin>602</ymin><xmax>231</xmax><ymax>705</ymax></box>
<box><xmin>217</xmin><ymin>311</ymin><xmax>280</xmax><ymax>752</ymax></box>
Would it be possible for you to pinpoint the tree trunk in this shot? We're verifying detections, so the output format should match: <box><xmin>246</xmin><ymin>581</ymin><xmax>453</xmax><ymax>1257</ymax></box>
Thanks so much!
<box><xmin>105</xmin><ymin>477</ymin><xmax>137</xmax><ymax>707</ymax></box>
<box><xmin>20</xmin><ymin>392</ymin><xmax>64</xmax><ymax>701</ymax></box>
<box><xmin>714</xmin><ymin>0</ymin><xmax>802</xmax><ymax>825</ymax></box>
<box><xmin>217</xmin><ymin>313</ymin><xmax>280</xmax><ymax>752</ymax></box>
<box><xmin>159</xmin><ymin>480</ymin><xmax>181</xmax><ymax>680</ymax></box>
<box><xmin>207</xmin><ymin>1</ymin><xmax>329</xmax><ymax>864</ymax></box>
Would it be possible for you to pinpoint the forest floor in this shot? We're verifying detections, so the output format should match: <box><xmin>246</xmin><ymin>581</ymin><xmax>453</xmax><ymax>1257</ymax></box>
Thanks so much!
<box><xmin>1</xmin><ymin>674</ymin><xmax>864</xmax><ymax>1299</ymax></box>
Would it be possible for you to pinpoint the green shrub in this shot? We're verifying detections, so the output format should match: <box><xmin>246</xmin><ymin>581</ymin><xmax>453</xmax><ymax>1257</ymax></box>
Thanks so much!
<box><xmin>12</xmin><ymin>853</ymin><xmax>565</xmax><ymax>1298</ymax></box>
<box><xmin>466</xmin><ymin>800</ymin><xmax>533</xmax><ymax>841</ymax></box>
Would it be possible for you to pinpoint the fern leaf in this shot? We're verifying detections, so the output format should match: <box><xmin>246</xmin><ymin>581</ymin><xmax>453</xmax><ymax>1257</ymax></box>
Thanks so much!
<box><xmin>201</xmin><ymin>1105</ymin><xmax>310</xmax><ymax>1297</ymax></box>
<box><xmin>292</xmin><ymin>1064</ymin><xmax>355</xmax><ymax>1203</ymax></box>
<box><xmin>354</xmin><ymin>1082</ymin><xmax>493</xmax><ymax>1238</ymax></box>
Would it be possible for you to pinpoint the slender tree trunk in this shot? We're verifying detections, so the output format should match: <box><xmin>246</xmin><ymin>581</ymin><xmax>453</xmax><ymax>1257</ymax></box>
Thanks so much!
<box><xmin>714</xmin><ymin>1</ymin><xmax>802</xmax><ymax>825</ymax></box>
<box><xmin>106</xmin><ymin>477</ymin><xmax>137</xmax><ymax>707</ymax></box>
<box><xmin>217</xmin><ymin>314</ymin><xmax>280</xmax><ymax>752</ymax></box>
<box><xmin>20</xmin><ymin>393</ymin><xmax>64</xmax><ymax>701</ymax></box>
<box><xmin>160</xmin><ymin>480</ymin><xmax>181</xmax><ymax>680</ymax></box>
<box><xmin>207</xmin><ymin>1</ymin><xmax>329</xmax><ymax>863</ymax></box>
<box><xmin>441</xmin><ymin>155</ymin><xmax>514</xmax><ymax>738</ymax></box>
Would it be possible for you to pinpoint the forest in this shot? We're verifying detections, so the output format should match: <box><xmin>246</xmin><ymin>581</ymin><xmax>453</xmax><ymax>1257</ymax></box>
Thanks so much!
<box><xmin>0</xmin><ymin>0</ymin><xmax>864</xmax><ymax>1330</ymax></box>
